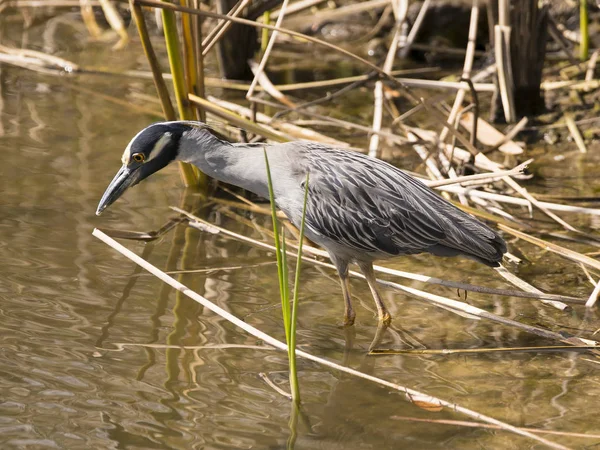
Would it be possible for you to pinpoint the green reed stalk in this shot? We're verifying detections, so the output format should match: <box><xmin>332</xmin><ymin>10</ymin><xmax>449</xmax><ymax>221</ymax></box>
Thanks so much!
<box><xmin>264</xmin><ymin>149</ymin><xmax>308</xmax><ymax>403</ymax></box>
<box><xmin>160</xmin><ymin>1</ymin><xmax>205</xmax><ymax>187</ymax></box>
<box><xmin>261</xmin><ymin>11</ymin><xmax>270</xmax><ymax>53</ymax></box>
<box><xmin>580</xmin><ymin>0</ymin><xmax>589</xmax><ymax>61</ymax></box>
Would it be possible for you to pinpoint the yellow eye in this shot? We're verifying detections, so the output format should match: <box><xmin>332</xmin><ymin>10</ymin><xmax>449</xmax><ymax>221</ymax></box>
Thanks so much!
<box><xmin>132</xmin><ymin>153</ymin><xmax>145</xmax><ymax>163</ymax></box>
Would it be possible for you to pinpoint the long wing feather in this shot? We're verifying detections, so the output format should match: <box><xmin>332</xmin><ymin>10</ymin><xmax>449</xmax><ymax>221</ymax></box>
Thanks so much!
<box><xmin>293</xmin><ymin>143</ymin><xmax>506</xmax><ymax>265</ymax></box>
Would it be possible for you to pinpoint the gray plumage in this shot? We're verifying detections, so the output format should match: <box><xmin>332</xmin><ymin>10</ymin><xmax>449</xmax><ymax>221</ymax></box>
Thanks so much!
<box><xmin>97</xmin><ymin>121</ymin><xmax>507</xmax><ymax>326</ymax></box>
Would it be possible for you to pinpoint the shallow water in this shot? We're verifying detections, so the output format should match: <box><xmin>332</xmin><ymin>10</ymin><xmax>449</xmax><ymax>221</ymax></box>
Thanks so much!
<box><xmin>2</xmin><ymin>8</ymin><xmax>600</xmax><ymax>450</ymax></box>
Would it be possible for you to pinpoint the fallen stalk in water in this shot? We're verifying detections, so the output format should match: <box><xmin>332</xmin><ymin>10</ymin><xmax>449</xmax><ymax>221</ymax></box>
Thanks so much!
<box><xmin>92</xmin><ymin>228</ymin><xmax>571</xmax><ymax>450</ymax></box>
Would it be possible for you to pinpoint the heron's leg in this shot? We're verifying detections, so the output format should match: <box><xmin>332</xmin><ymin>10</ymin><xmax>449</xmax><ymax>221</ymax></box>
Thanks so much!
<box><xmin>339</xmin><ymin>271</ymin><xmax>356</xmax><ymax>326</ymax></box>
<box><xmin>357</xmin><ymin>262</ymin><xmax>392</xmax><ymax>325</ymax></box>
<box><xmin>330</xmin><ymin>256</ymin><xmax>355</xmax><ymax>326</ymax></box>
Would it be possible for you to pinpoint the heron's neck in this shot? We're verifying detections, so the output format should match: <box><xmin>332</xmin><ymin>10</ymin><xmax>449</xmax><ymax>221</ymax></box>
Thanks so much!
<box><xmin>177</xmin><ymin>130</ymin><xmax>271</xmax><ymax>198</ymax></box>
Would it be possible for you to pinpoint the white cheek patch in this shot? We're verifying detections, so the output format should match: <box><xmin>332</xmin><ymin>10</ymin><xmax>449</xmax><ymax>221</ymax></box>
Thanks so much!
<box><xmin>121</xmin><ymin>126</ymin><xmax>149</xmax><ymax>164</ymax></box>
<box><xmin>121</xmin><ymin>142</ymin><xmax>132</xmax><ymax>165</ymax></box>
<box><xmin>146</xmin><ymin>132</ymin><xmax>172</xmax><ymax>163</ymax></box>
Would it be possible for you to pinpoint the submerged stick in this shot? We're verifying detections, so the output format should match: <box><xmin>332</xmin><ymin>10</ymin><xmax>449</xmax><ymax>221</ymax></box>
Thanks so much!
<box><xmin>92</xmin><ymin>228</ymin><xmax>571</xmax><ymax>450</ymax></box>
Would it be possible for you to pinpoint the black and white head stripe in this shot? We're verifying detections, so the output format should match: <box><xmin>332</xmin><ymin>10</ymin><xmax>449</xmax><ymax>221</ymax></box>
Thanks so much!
<box><xmin>120</xmin><ymin>121</ymin><xmax>208</xmax><ymax>165</ymax></box>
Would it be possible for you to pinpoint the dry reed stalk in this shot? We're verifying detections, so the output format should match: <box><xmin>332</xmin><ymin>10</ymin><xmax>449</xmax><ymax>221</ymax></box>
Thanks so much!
<box><xmin>248</xmin><ymin>60</ymin><xmax>297</xmax><ymax>108</ymax></box>
<box><xmin>395</xmin><ymin>78</ymin><xmax>495</xmax><ymax>91</ymax></box>
<box><xmin>369</xmin><ymin>2</ymin><xmax>407</xmax><ymax>156</ymax></box>
<box><xmin>189</xmin><ymin>94</ymin><xmax>291</xmax><ymax>142</ymax></box>
<box><xmin>585</xmin><ymin>49</ymin><xmax>599</xmax><ymax>81</ymax></box>
<box><xmin>369</xmin><ymin>0</ymin><xmax>407</xmax><ymax>158</ymax></box>
<box><xmin>246</xmin><ymin>0</ymin><xmax>291</xmax><ymax>100</ymax></box>
<box><xmin>80</xmin><ymin>0</ymin><xmax>103</xmax><ymax>38</ymax></box>
<box><xmin>0</xmin><ymin>44</ymin><xmax>79</xmax><ymax>72</ymax></box>
<box><xmin>92</xmin><ymin>227</ymin><xmax>575</xmax><ymax>450</ymax></box>
<box><xmin>259</xmin><ymin>373</ymin><xmax>292</xmax><ymax>399</ymax></box>
<box><xmin>391</xmin><ymin>416</ymin><xmax>600</xmax><ymax>440</ymax></box>
<box><xmin>98</xmin><ymin>0</ymin><xmax>129</xmax><ymax>49</ymax></box>
<box><xmin>282</xmin><ymin>0</ymin><xmax>390</xmax><ymax>27</ymax></box>
<box><xmin>215</xmin><ymin>95</ymin><xmax>410</xmax><ymax>146</ymax></box>
<box><xmin>459</xmin><ymin>111</ymin><xmax>523</xmax><ymax>155</ymax></box>
<box><xmin>129</xmin><ymin>0</ymin><xmax>176</xmax><ymax>119</ymax></box>
<box><xmin>269</xmin><ymin>0</ymin><xmax>327</xmax><ymax>19</ymax></box>
<box><xmin>102</xmin><ymin>342</ymin><xmax>273</xmax><ymax>351</ymax></box>
<box><xmin>495</xmin><ymin>265</ymin><xmax>570</xmax><ymax>311</ymax></box>
<box><xmin>438</xmin><ymin>184</ymin><xmax>600</xmax><ymax>216</ymax></box>
<box><xmin>586</xmin><ymin>281</ymin><xmax>600</xmax><ymax>308</ymax></box>
<box><xmin>207</xmin><ymin>96</ymin><xmax>348</xmax><ymax>146</ymax></box>
<box><xmin>494</xmin><ymin>0</ymin><xmax>516</xmax><ymax>122</ymax></box>
<box><xmin>9</xmin><ymin>0</ymin><xmax>99</xmax><ymax>5</ymax></box>
<box><xmin>499</xmin><ymin>225</ymin><xmax>600</xmax><ymax>273</ymax></box>
<box><xmin>187</xmin><ymin>68</ymin><xmax>440</xmax><ymax>91</ymax></box>
<box><xmin>547</xmin><ymin>16</ymin><xmax>579</xmax><ymax>67</ymax></box>
<box><xmin>426</xmin><ymin>160</ymin><xmax>530</xmax><ymax>188</ymax></box>
<box><xmin>399</xmin><ymin>0</ymin><xmax>431</xmax><ymax>58</ymax></box>
<box><xmin>473</xmin><ymin>152</ymin><xmax>581</xmax><ymax>233</ymax></box>
<box><xmin>406</xmin><ymin>132</ymin><xmax>446</xmax><ymax>182</ymax></box>
<box><xmin>157</xmin><ymin>0</ymin><xmax>203</xmax><ymax>186</ymax></box>
<box><xmin>486</xmin><ymin>116</ymin><xmax>528</xmax><ymax>153</ymax></box>
<box><xmin>202</xmin><ymin>0</ymin><xmax>251</xmax><ymax>56</ymax></box>
<box><xmin>373</xmin><ymin>345</ymin><xmax>597</xmax><ymax>355</ymax></box>
<box><xmin>438</xmin><ymin>0</ymin><xmax>480</xmax><ymax>144</ymax></box>
<box><xmin>565</xmin><ymin>114</ymin><xmax>587</xmax><ymax>153</ymax></box>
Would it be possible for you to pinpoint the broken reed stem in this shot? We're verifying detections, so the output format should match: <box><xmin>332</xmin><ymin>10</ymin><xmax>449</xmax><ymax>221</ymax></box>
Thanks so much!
<box><xmin>92</xmin><ymin>228</ymin><xmax>571</xmax><ymax>450</ymax></box>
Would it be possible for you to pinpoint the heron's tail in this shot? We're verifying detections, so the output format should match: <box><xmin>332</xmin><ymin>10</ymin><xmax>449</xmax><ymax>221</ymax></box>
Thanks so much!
<box><xmin>429</xmin><ymin>214</ymin><xmax>507</xmax><ymax>267</ymax></box>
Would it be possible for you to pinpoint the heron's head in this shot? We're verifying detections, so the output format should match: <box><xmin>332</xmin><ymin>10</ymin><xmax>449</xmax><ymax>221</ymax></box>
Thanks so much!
<box><xmin>96</xmin><ymin>121</ymin><xmax>203</xmax><ymax>215</ymax></box>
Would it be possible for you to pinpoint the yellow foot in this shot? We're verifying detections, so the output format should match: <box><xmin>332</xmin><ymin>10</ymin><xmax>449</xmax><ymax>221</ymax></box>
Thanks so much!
<box><xmin>379</xmin><ymin>311</ymin><xmax>392</xmax><ymax>327</ymax></box>
<box><xmin>339</xmin><ymin>313</ymin><xmax>356</xmax><ymax>327</ymax></box>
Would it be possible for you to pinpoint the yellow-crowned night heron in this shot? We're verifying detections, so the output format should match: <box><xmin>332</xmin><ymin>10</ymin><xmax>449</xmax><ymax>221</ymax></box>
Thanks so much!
<box><xmin>97</xmin><ymin>121</ymin><xmax>506</xmax><ymax>326</ymax></box>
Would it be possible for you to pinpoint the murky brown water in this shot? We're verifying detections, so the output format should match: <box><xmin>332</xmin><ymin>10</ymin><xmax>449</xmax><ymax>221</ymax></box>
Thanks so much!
<box><xmin>2</xmin><ymin>8</ymin><xmax>600</xmax><ymax>450</ymax></box>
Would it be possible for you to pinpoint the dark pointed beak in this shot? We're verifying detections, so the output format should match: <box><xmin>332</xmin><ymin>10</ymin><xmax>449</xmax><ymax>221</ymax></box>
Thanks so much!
<box><xmin>96</xmin><ymin>165</ymin><xmax>136</xmax><ymax>216</ymax></box>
